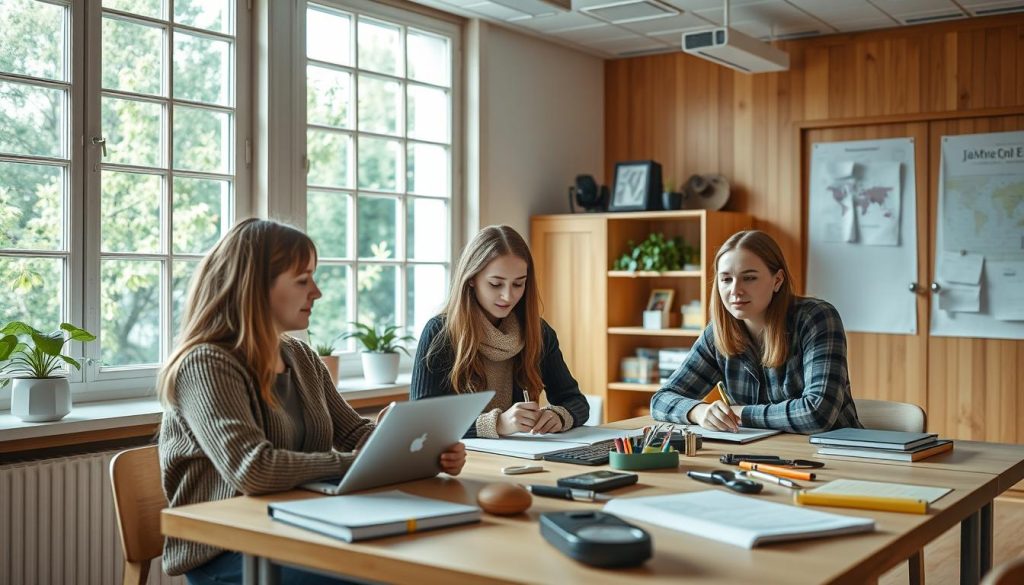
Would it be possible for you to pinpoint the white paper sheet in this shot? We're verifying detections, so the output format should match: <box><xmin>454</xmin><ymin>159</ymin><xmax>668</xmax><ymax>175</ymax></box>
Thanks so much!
<box><xmin>938</xmin><ymin>283</ymin><xmax>981</xmax><ymax>313</ymax></box>
<box><xmin>940</xmin><ymin>251</ymin><xmax>984</xmax><ymax>285</ymax></box>
<box><xmin>989</xmin><ymin>261</ymin><xmax>1024</xmax><ymax>321</ymax></box>
<box><xmin>810</xmin><ymin>479</ymin><xmax>951</xmax><ymax>504</ymax></box>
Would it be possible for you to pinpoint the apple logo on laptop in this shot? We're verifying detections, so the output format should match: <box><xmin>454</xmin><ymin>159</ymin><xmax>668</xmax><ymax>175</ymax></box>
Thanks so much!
<box><xmin>409</xmin><ymin>433</ymin><xmax>428</xmax><ymax>453</ymax></box>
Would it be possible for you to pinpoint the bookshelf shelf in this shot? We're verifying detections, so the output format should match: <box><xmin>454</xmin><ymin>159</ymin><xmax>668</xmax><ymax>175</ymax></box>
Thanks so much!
<box><xmin>608</xmin><ymin>270</ymin><xmax>702</xmax><ymax>278</ymax></box>
<box><xmin>608</xmin><ymin>382</ymin><xmax>661</xmax><ymax>392</ymax></box>
<box><xmin>608</xmin><ymin>327</ymin><xmax>701</xmax><ymax>337</ymax></box>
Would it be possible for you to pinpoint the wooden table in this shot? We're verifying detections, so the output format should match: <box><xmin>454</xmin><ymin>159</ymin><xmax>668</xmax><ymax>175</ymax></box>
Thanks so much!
<box><xmin>162</xmin><ymin>421</ymin><xmax>1024</xmax><ymax>585</ymax></box>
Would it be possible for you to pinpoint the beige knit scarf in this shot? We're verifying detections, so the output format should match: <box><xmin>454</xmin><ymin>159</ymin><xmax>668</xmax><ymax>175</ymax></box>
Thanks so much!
<box><xmin>478</xmin><ymin>316</ymin><xmax>523</xmax><ymax>411</ymax></box>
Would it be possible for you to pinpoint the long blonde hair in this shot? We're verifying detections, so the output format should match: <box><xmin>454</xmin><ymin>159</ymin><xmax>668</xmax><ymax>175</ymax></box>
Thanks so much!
<box><xmin>710</xmin><ymin>230</ymin><xmax>796</xmax><ymax>368</ymax></box>
<box><xmin>428</xmin><ymin>225</ymin><xmax>544</xmax><ymax>399</ymax></box>
<box><xmin>157</xmin><ymin>218</ymin><xmax>317</xmax><ymax>407</ymax></box>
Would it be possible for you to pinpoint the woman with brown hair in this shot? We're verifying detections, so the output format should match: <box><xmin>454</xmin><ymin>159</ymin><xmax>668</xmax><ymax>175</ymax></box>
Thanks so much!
<box><xmin>158</xmin><ymin>218</ymin><xmax>466</xmax><ymax>584</ymax></box>
<box><xmin>410</xmin><ymin>225</ymin><xmax>589</xmax><ymax>437</ymax></box>
<box><xmin>651</xmin><ymin>230</ymin><xmax>861</xmax><ymax>434</ymax></box>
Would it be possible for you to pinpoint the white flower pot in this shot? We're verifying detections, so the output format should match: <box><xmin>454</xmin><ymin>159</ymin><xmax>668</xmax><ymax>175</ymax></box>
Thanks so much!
<box><xmin>11</xmin><ymin>377</ymin><xmax>72</xmax><ymax>422</ymax></box>
<box><xmin>361</xmin><ymin>352</ymin><xmax>400</xmax><ymax>384</ymax></box>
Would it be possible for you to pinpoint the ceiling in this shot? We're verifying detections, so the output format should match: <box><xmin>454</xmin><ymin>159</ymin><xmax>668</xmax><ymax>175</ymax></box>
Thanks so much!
<box><xmin>408</xmin><ymin>0</ymin><xmax>1024</xmax><ymax>59</ymax></box>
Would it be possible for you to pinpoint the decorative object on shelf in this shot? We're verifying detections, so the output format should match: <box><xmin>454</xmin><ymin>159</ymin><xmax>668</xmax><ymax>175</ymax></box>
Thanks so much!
<box><xmin>620</xmin><ymin>356</ymin><xmax>657</xmax><ymax>384</ymax></box>
<box><xmin>311</xmin><ymin>332</ymin><xmax>341</xmax><ymax>386</ymax></box>
<box><xmin>340</xmin><ymin>322</ymin><xmax>414</xmax><ymax>384</ymax></box>
<box><xmin>680</xmin><ymin>300</ymin><xmax>703</xmax><ymax>330</ymax></box>
<box><xmin>683</xmin><ymin>174</ymin><xmax>731</xmax><ymax>211</ymax></box>
<box><xmin>0</xmin><ymin>321</ymin><xmax>96</xmax><ymax>422</ymax></box>
<box><xmin>647</xmin><ymin>289</ymin><xmax>675</xmax><ymax>315</ymax></box>
<box><xmin>612</xmin><ymin>233</ymin><xmax>697</xmax><ymax>272</ymax></box>
<box><xmin>661</xmin><ymin>177</ymin><xmax>684</xmax><ymax>210</ymax></box>
<box><xmin>609</xmin><ymin>160</ymin><xmax>663</xmax><ymax>212</ymax></box>
<box><xmin>568</xmin><ymin>174</ymin><xmax>608</xmax><ymax>213</ymax></box>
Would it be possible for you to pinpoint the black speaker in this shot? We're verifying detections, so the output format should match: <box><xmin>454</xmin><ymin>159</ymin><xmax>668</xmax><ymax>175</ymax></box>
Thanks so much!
<box><xmin>568</xmin><ymin>175</ymin><xmax>607</xmax><ymax>213</ymax></box>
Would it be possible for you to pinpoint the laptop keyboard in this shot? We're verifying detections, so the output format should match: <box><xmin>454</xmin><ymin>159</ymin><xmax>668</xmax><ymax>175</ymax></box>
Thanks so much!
<box><xmin>543</xmin><ymin>440</ymin><xmax>616</xmax><ymax>466</ymax></box>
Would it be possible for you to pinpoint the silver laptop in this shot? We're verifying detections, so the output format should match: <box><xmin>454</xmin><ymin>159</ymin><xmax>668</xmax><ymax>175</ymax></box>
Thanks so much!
<box><xmin>302</xmin><ymin>390</ymin><xmax>495</xmax><ymax>495</ymax></box>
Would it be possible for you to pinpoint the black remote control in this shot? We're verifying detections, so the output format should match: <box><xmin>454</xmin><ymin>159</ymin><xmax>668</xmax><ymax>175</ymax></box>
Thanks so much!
<box><xmin>539</xmin><ymin>511</ymin><xmax>652</xmax><ymax>568</ymax></box>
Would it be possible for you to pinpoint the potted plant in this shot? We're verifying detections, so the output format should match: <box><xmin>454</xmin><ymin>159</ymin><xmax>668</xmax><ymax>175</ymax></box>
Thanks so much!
<box><xmin>613</xmin><ymin>233</ymin><xmax>698</xmax><ymax>272</ymax></box>
<box><xmin>310</xmin><ymin>332</ymin><xmax>341</xmax><ymax>386</ymax></box>
<box><xmin>340</xmin><ymin>322</ymin><xmax>414</xmax><ymax>384</ymax></box>
<box><xmin>0</xmin><ymin>321</ymin><xmax>96</xmax><ymax>422</ymax></box>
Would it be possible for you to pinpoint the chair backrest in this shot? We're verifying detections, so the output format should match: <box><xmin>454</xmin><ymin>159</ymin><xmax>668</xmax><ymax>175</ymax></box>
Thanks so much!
<box><xmin>110</xmin><ymin>446</ymin><xmax>166</xmax><ymax>573</ymax></box>
<box><xmin>853</xmin><ymin>399</ymin><xmax>927</xmax><ymax>433</ymax></box>
<box><xmin>981</xmin><ymin>556</ymin><xmax>1024</xmax><ymax>585</ymax></box>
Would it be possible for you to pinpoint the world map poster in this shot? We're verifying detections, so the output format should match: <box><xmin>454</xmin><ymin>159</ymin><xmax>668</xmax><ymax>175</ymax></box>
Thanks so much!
<box><xmin>821</xmin><ymin>160</ymin><xmax>901</xmax><ymax>246</ymax></box>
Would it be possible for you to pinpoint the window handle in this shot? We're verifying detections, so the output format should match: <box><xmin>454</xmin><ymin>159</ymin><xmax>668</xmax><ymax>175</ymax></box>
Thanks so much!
<box><xmin>91</xmin><ymin>136</ymin><xmax>107</xmax><ymax>157</ymax></box>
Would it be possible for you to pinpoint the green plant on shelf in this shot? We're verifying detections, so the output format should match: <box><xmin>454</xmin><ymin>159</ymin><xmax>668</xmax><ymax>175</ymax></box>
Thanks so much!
<box><xmin>613</xmin><ymin>233</ymin><xmax>698</xmax><ymax>272</ymax></box>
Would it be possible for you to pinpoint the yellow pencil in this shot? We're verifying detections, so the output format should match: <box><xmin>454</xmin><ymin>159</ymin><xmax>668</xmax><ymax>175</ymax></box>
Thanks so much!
<box><xmin>715</xmin><ymin>381</ymin><xmax>741</xmax><ymax>427</ymax></box>
<box><xmin>794</xmin><ymin>491</ymin><xmax>928</xmax><ymax>514</ymax></box>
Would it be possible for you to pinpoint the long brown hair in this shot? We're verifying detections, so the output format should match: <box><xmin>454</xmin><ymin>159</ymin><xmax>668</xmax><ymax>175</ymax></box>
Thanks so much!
<box><xmin>428</xmin><ymin>225</ymin><xmax>544</xmax><ymax>399</ymax></box>
<box><xmin>710</xmin><ymin>230</ymin><xmax>796</xmax><ymax>368</ymax></box>
<box><xmin>157</xmin><ymin>218</ymin><xmax>317</xmax><ymax>407</ymax></box>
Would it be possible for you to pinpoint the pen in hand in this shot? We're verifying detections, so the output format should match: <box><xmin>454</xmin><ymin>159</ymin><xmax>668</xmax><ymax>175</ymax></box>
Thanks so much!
<box><xmin>715</xmin><ymin>381</ymin><xmax>741</xmax><ymax>432</ymax></box>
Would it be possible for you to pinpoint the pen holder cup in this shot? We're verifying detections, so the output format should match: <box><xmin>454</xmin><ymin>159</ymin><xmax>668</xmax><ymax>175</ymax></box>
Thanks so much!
<box><xmin>609</xmin><ymin>449</ymin><xmax>680</xmax><ymax>471</ymax></box>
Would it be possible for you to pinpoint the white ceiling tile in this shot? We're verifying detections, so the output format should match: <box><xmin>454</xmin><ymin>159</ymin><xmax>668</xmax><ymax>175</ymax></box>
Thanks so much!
<box><xmin>833</xmin><ymin>17</ymin><xmax>904</xmax><ymax>33</ymax></box>
<box><xmin>617</xmin><ymin>11</ymin><xmax>715</xmax><ymax>34</ymax></box>
<box><xmin>514</xmin><ymin>11</ymin><xmax>606</xmax><ymax>33</ymax></box>
<box><xmin>588</xmin><ymin>34</ymin><xmax>676</xmax><ymax>56</ymax></box>
<box><xmin>785</xmin><ymin>0</ymin><xmax>893</xmax><ymax>23</ymax></box>
<box><xmin>552</xmin><ymin>23</ymin><xmax>635</xmax><ymax>42</ymax></box>
<box><xmin>961</xmin><ymin>1</ymin><xmax>1024</xmax><ymax>16</ymax></box>
<box><xmin>869</xmin><ymin>0</ymin><xmax>964</xmax><ymax>17</ymax></box>
<box><xmin>466</xmin><ymin>2</ymin><xmax>531</xmax><ymax>20</ymax></box>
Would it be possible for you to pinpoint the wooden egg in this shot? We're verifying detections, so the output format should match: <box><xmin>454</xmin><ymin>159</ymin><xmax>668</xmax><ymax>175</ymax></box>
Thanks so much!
<box><xmin>477</xmin><ymin>482</ymin><xmax>532</xmax><ymax>516</ymax></box>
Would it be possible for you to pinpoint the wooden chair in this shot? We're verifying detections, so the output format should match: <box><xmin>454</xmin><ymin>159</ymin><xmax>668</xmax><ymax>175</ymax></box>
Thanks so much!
<box><xmin>981</xmin><ymin>556</ymin><xmax>1024</xmax><ymax>585</ymax></box>
<box><xmin>110</xmin><ymin>445</ymin><xmax>167</xmax><ymax>585</ymax></box>
<box><xmin>853</xmin><ymin>399</ymin><xmax>928</xmax><ymax>585</ymax></box>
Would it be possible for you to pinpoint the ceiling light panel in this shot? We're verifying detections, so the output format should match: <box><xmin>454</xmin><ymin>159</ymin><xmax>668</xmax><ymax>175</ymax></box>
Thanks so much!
<box><xmin>582</xmin><ymin>1</ymin><xmax>681</xmax><ymax>24</ymax></box>
<box><xmin>618</xmin><ymin>11</ymin><xmax>714</xmax><ymax>34</ymax></box>
<box><xmin>514</xmin><ymin>11</ymin><xmax>606</xmax><ymax>33</ymax></box>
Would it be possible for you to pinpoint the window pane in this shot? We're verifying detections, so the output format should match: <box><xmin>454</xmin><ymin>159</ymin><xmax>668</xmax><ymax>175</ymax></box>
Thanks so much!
<box><xmin>357</xmin><ymin>18</ymin><xmax>401</xmax><ymax>76</ymax></box>
<box><xmin>0</xmin><ymin>80</ymin><xmax>64</xmax><ymax>158</ymax></box>
<box><xmin>407</xmin><ymin>143</ymin><xmax>448</xmax><ymax>197</ymax></box>
<box><xmin>102</xmin><ymin>96</ymin><xmax>163</xmax><ymax>167</ymax></box>
<box><xmin>307</xmin><ymin>65</ymin><xmax>352</xmax><ymax>129</ymax></box>
<box><xmin>0</xmin><ymin>161</ymin><xmax>64</xmax><ymax>250</ymax></box>
<box><xmin>172</xmin><ymin>259</ymin><xmax>197</xmax><ymax>340</ymax></box>
<box><xmin>407</xmin><ymin>30</ymin><xmax>449</xmax><ymax>87</ymax></box>
<box><xmin>310</xmin><ymin>264</ymin><xmax>349</xmax><ymax>346</ymax></box>
<box><xmin>102</xmin><ymin>0</ymin><xmax>163</xmax><ymax>19</ymax></box>
<box><xmin>407</xmin><ymin>264</ymin><xmax>445</xmax><ymax>336</ymax></box>
<box><xmin>102</xmin><ymin>16</ymin><xmax>163</xmax><ymax>96</ymax></box>
<box><xmin>174</xmin><ymin>0</ymin><xmax>231</xmax><ymax>34</ymax></box>
<box><xmin>407</xmin><ymin>85</ymin><xmax>448</xmax><ymax>143</ymax></box>
<box><xmin>357</xmin><ymin>264</ymin><xmax>397</xmax><ymax>327</ymax></box>
<box><xmin>101</xmin><ymin>259</ymin><xmax>161</xmax><ymax>366</ymax></box>
<box><xmin>173</xmin><ymin>31</ymin><xmax>231</xmax><ymax>106</ymax></box>
<box><xmin>307</xmin><ymin>129</ymin><xmax>351</xmax><ymax>188</ymax></box>
<box><xmin>0</xmin><ymin>0</ymin><xmax>66</xmax><ymax>81</ymax></box>
<box><xmin>357</xmin><ymin>137</ymin><xmax>400</xmax><ymax>192</ymax></box>
<box><xmin>357</xmin><ymin>74</ymin><xmax>400</xmax><ymax>135</ymax></box>
<box><xmin>0</xmin><ymin>256</ymin><xmax>62</xmax><ymax>325</ymax></box>
<box><xmin>307</xmin><ymin>6</ymin><xmax>351</xmax><ymax>66</ymax></box>
<box><xmin>357</xmin><ymin>195</ymin><xmax>396</xmax><ymax>260</ymax></box>
<box><xmin>307</xmin><ymin>190</ymin><xmax>349</xmax><ymax>259</ymax></box>
<box><xmin>101</xmin><ymin>171</ymin><xmax>161</xmax><ymax>253</ymax></box>
<box><xmin>407</xmin><ymin>198</ymin><xmax>447</xmax><ymax>261</ymax></box>
<box><xmin>173</xmin><ymin>177</ymin><xmax>228</xmax><ymax>254</ymax></box>
<box><xmin>173</xmin><ymin>105</ymin><xmax>231</xmax><ymax>173</ymax></box>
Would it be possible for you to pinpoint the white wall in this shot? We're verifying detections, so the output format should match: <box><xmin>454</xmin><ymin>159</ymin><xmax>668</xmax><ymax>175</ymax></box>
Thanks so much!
<box><xmin>465</xmin><ymin>22</ymin><xmax>604</xmax><ymax>241</ymax></box>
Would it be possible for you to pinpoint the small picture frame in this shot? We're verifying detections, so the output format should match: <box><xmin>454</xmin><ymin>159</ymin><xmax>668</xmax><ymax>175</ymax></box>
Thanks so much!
<box><xmin>646</xmin><ymin>289</ymin><xmax>675</xmax><ymax>315</ymax></box>
<box><xmin>609</xmin><ymin>160</ymin><xmax>663</xmax><ymax>212</ymax></box>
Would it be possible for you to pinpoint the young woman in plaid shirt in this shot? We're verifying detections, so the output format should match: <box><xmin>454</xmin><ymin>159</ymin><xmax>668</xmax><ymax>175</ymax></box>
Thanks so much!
<box><xmin>651</xmin><ymin>230</ymin><xmax>861</xmax><ymax>434</ymax></box>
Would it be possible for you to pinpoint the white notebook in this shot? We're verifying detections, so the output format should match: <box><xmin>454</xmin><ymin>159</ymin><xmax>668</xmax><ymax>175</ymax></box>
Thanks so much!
<box><xmin>604</xmin><ymin>490</ymin><xmax>875</xmax><ymax>548</ymax></box>
<box><xmin>688</xmin><ymin>426</ymin><xmax>781</xmax><ymax>444</ymax></box>
<box><xmin>462</xmin><ymin>426</ymin><xmax>644</xmax><ymax>459</ymax></box>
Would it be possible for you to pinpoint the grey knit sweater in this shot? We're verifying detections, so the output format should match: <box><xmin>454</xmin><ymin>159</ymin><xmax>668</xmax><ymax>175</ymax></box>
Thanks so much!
<box><xmin>158</xmin><ymin>336</ymin><xmax>374</xmax><ymax>575</ymax></box>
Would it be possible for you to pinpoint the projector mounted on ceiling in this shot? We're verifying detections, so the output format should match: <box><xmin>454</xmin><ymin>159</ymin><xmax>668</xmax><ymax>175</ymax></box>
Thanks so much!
<box><xmin>681</xmin><ymin>0</ymin><xmax>789</xmax><ymax>74</ymax></box>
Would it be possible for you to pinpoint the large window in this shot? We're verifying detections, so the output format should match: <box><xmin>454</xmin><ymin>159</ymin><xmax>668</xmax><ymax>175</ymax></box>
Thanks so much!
<box><xmin>304</xmin><ymin>1</ymin><xmax>457</xmax><ymax>352</ymax></box>
<box><xmin>0</xmin><ymin>0</ymin><xmax>247</xmax><ymax>396</ymax></box>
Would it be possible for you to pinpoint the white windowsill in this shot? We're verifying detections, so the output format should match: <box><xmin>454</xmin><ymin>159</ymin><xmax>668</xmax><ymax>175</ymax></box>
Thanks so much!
<box><xmin>0</xmin><ymin>374</ymin><xmax>412</xmax><ymax>443</ymax></box>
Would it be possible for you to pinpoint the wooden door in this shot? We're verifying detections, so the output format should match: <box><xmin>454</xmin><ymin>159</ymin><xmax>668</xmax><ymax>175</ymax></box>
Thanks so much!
<box><xmin>530</xmin><ymin>215</ymin><xmax>607</xmax><ymax>419</ymax></box>
<box><xmin>803</xmin><ymin>123</ymin><xmax>931</xmax><ymax>412</ymax></box>
<box><xmin>926</xmin><ymin>115</ymin><xmax>1024</xmax><ymax>444</ymax></box>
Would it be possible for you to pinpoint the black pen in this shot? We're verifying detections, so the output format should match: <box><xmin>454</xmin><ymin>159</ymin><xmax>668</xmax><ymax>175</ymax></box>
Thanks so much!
<box><xmin>526</xmin><ymin>485</ymin><xmax>611</xmax><ymax>502</ymax></box>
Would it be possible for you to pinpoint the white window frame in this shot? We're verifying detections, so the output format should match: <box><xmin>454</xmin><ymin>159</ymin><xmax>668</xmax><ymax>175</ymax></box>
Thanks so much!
<box><xmin>299</xmin><ymin>0</ymin><xmax>462</xmax><ymax>375</ymax></box>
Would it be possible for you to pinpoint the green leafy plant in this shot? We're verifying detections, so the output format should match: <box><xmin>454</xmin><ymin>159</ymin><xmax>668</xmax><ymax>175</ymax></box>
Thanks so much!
<box><xmin>309</xmin><ymin>331</ymin><xmax>338</xmax><ymax>357</ymax></box>
<box><xmin>0</xmin><ymin>321</ymin><xmax>96</xmax><ymax>387</ymax></box>
<box><xmin>339</xmin><ymin>322</ymin><xmax>415</xmax><ymax>355</ymax></box>
<box><xmin>613</xmin><ymin>233</ymin><xmax>698</xmax><ymax>272</ymax></box>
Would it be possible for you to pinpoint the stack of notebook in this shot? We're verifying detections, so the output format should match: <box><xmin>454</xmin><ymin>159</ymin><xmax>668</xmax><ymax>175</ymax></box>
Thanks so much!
<box><xmin>809</xmin><ymin>428</ymin><xmax>954</xmax><ymax>462</ymax></box>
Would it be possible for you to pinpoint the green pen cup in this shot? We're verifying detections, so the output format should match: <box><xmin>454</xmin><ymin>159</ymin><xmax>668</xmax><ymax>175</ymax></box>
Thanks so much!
<box><xmin>608</xmin><ymin>448</ymin><xmax>680</xmax><ymax>471</ymax></box>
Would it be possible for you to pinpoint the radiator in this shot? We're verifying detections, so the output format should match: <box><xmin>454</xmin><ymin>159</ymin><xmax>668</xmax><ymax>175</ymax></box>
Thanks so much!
<box><xmin>0</xmin><ymin>450</ymin><xmax>182</xmax><ymax>585</ymax></box>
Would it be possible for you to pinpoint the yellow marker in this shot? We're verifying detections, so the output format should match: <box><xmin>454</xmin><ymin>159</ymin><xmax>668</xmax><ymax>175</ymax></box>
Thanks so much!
<box><xmin>794</xmin><ymin>491</ymin><xmax>928</xmax><ymax>514</ymax></box>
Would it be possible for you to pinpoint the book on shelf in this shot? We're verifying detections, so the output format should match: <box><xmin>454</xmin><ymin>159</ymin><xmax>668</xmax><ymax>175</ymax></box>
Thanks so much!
<box><xmin>809</xmin><ymin>428</ymin><xmax>938</xmax><ymax>451</ymax></box>
<box><xmin>603</xmin><ymin>490</ymin><xmax>874</xmax><ymax>549</ymax></box>
<box><xmin>268</xmin><ymin>490</ymin><xmax>481</xmax><ymax>542</ymax></box>
<box><xmin>816</xmin><ymin>439</ymin><xmax>954</xmax><ymax>462</ymax></box>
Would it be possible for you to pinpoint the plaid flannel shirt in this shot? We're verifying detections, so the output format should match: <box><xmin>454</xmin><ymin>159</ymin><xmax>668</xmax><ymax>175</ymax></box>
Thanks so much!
<box><xmin>650</xmin><ymin>297</ymin><xmax>861</xmax><ymax>434</ymax></box>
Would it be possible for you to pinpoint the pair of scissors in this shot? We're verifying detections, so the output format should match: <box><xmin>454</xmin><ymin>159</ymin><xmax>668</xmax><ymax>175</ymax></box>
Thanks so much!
<box><xmin>686</xmin><ymin>470</ymin><xmax>763</xmax><ymax>494</ymax></box>
<box><xmin>719</xmin><ymin>454</ymin><xmax>825</xmax><ymax>469</ymax></box>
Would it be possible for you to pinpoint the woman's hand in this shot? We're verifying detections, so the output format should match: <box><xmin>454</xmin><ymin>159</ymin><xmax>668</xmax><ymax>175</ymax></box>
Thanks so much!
<box><xmin>688</xmin><ymin>401</ymin><xmax>741</xmax><ymax>432</ymax></box>
<box><xmin>496</xmin><ymin>401</ymin><xmax>540</xmax><ymax>435</ymax></box>
<box><xmin>439</xmin><ymin>442</ymin><xmax>467</xmax><ymax>476</ymax></box>
<box><xmin>529</xmin><ymin>408</ymin><xmax>563</xmax><ymax>434</ymax></box>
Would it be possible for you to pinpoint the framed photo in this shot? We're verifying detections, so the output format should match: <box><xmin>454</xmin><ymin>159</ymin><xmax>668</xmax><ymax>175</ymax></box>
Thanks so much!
<box><xmin>646</xmin><ymin>289</ymin><xmax>675</xmax><ymax>315</ymax></box>
<box><xmin>609</xmin><ymin>160</ymin><xmax>663</xmax><ymax>212</ymax></box>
